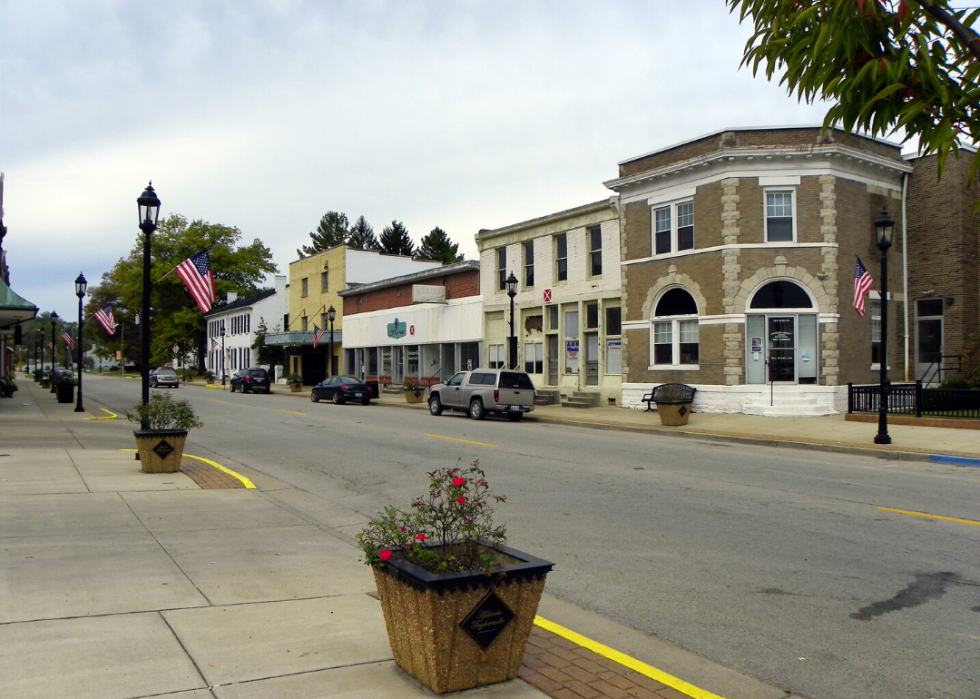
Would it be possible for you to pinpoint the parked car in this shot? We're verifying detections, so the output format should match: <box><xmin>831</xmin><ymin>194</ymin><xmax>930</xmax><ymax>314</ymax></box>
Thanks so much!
<box><xmin>149</xmin><ymin>368</ymin><xmax>179</xmax><ymax>388</ymax></box>
<box><xmin>310</xmin><ymin>376</ymin><xmax>371</xmax><ymax>405</ymax></box>
<box><xmin>229</xmin><ymin>368</ymin><xmax>271</xmax><ymax>394</ymax></box>
<box><xmin>428</xmin><ymin>369</ymin><xmax>536</xmax><ymax>421</ymax></box>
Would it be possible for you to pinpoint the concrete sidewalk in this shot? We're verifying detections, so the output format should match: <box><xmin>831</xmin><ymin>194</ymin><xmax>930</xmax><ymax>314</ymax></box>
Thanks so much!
<box><xmin>257</xmin><ymin>380</ymin><xmax>980</xmax><ymax>463</ymax></box>
<box><xmin>1</xmin><ymin>377</ymin><xmax>796</xmax><ymax>699</ymax></box>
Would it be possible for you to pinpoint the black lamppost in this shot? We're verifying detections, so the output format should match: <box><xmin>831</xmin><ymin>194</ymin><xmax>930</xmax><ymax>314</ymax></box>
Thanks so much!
<box><xmin>33</xmin><ymin>334</ymin><xmax>39</xmax><ymax>373</ymax></box>
<box><xmin>138</xmin><ymin>183</ymin><xmax>161</xmax><ymax>429</ymax></box>
<box><xmin>505</xmin><ymin>272</ymin><xmax>518</xmax><ymax>370</ymax></box>
<box><xmin>74</xmin><ymin>273</ymin><xmax>87</xmax><ymax>412</ymax></box>
<box><xmin>874</xmin><ymin>209</ymin><xmax>895</xmax><ymax>445</ymax></box>
<box><xmin>50</xmin><ymin>311</ymin><xmax>59</xmax><ymax>372</ymax></box>
<box><xmin>220</xmin><ymin>323</ymin><xmax>226</xmax><ymax>385</ymax></box>
<box><xmin>327</xmin><ymin>305</ymin><xmax>336</xmax><ymax>377</ymax></box>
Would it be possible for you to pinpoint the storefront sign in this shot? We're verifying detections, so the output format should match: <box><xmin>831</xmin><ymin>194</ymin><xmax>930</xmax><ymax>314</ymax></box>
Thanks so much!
<box><xmin>387</xmin><ymin>318</ymin><xmax>407</xmax><ymax>339</ymax></box>
<box><xmin>607</xmin><ymin>340</ymin><xmax>622</xmax><ymax>350</ymax></box>
<box><xmin>566</xmin><ymin>340</ymin><xmax>579</xmax><ymax>360</ymax></box>
<box><xmin>751</xmin><ymin>337</ymin><xmax>762</xmax><ymax>353</ymax></box>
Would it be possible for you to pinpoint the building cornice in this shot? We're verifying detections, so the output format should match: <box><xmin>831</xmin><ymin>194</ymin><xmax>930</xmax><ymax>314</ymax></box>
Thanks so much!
<box><xmin>475</xmin><ymin>197</ymin><xmax>619</xmax><ymax>249</ymax></box>
<box><xmin>604</xmin><ymin>144</ymin><xmax>912</xmax><ymax>194</ymax></box>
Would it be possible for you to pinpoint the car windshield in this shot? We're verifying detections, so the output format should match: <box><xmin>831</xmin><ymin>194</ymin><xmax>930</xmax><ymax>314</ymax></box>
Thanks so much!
<box><xmin>338</xmin><ymin>377</ymin><xmax>359</xmax><ymax>384</ymax></box>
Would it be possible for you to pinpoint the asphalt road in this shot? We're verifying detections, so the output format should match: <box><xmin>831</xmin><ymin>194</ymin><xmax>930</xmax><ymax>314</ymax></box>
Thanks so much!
<box><xmin>81</xmin><ymin>375</ymin><xmax>980</xmax><ymax>699</ymax></box>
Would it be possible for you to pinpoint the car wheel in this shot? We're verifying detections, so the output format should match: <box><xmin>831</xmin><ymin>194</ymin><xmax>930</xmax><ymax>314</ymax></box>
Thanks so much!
<box><xmin>507</xmin><ymin>412</ymin><xmax>523</xmax><ymax>422</ymax></box>
<box><xmin>429</xmin><ymin>395</ymin><xmax>444</xmax><ymax>416</ymax></box>
<box><xmin>311</xmin><ymin>390</ymin><xmax>319</xmax><ymax>403</ymax></box>
<box><xmin>332</xmin><ymin>391</ymin><xmax>344</xmax><ymax>405</ymax></box>
<box><xmin>231</xmin><ymin>383</ymin><xmax>237</xmax><ymax>393</ymax></box>
<box><xmin>469</xmin><ymin>398</ymin><xmax>485</xmax><ymax>420</ymax></box>
<box><xmin>361</xmin><ymin>398</ymin><xmax>370</xmax><ymax>406</ymax></box>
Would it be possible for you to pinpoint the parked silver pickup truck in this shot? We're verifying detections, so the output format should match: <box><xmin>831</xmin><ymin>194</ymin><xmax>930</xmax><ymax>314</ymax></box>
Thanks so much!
<box><xmin>428</xmin><ymin>369</ymin><xmax>536</xmax><ymax>421</ymax></box>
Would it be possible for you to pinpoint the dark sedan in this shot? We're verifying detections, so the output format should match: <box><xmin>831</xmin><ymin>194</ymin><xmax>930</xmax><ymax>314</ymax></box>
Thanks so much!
<box><xmin>310</xmin><ymin>376</ymin><xmax>371</xmax><ymax>405</ymax></box>
<box><xmin>229</xmin><ymin>368</ymin><xmax>271</xmax><ymax>394</ymax></box>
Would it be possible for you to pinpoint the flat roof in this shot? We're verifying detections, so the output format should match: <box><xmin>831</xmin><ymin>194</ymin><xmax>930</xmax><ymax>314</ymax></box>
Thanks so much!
<box><xmin>337</xmin><ymin>259</ymin><xmax>480</xmax><ymax>297</ymax></box>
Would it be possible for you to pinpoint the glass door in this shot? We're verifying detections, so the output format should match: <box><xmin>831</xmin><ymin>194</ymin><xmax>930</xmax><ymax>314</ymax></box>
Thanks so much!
<box><xmin>767</xmin><ymin>316</ymin><xmax>796</xmax><ymax>382</ymax></box>
<box><xmin>547</xmin><ymin>335</ymin><xmax>559</xmax><ymax>385</ymax></box>
<box><xmin>915</xmin><ymin>299</ymin><xmax>944</xmax><ymax>380</ymax></box>
<box><xmin>585</xmin><ymin>333</ymin><xmax>599</xmax><ymax>385</ymax></box>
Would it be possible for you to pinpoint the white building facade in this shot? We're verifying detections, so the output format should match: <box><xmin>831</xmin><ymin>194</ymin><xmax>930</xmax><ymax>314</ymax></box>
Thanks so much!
<box><xmin>206</xmin><ymin>275</ymin><xmax>286</xmax><ymax>379</ymax></box>
<box><xmin>476</xmin><ymin>198</ymin><xmax>623</xmax><ymax>407</ymax></box>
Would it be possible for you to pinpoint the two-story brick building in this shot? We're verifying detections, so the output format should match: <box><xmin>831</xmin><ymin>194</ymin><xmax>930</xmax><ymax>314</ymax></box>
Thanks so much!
<box><xmin>604</xmin><ymin>127</ymin><xmax>910</xmax><ymax>415</ymax></box>
<box><xmin>476</xmin><ymin>198</ymin><xmax>623</xmax><ymax>407</ymax></box>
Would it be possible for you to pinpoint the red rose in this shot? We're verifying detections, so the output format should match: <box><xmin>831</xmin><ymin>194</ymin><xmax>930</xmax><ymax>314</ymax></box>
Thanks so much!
<box><xmin>452</xmin><ymin>476</ymin><xmax>466</xmax><ymax>487</ymax></box>
<box><xmin>416</xmin><ymin>533</ymin><xmax>427</xmax><ymax>541</ymax></box>
<box><xmin>456</xmin><ymin>496</ymin><xmax>466</xmax><ymax>504</ymax></box>
<box><xmin>379</xmin><ymin>550</ymin><xmax>392</xmax><ymax>561</ymax></box>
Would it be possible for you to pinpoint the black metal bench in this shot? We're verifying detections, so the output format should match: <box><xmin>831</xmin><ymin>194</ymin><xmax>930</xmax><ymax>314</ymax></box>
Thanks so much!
<box><xmin>641</xmin><ymin>383</ymin><xmax>696</xmax><ymax>411</ymax></box>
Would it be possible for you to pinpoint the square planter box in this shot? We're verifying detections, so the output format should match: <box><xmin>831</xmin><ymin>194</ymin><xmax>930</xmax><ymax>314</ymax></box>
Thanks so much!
<box><xmin>405</xmin><ymin>389</ymin><xmax>425</xmax><ymax>404</ymax></box>
<box><xmin>655</xmin><ymin>402</ymin><xmax>692</xmax><ymax>426</ymax></box>
<box><xmin>134</xmin><ymin>430</ymin><xmax>188</xmax><ymax>473</ymax></box>
<box><xmin>373</xmin><ymin>544</ymin><xmax>552</xmax><ymax>694</ymax></box>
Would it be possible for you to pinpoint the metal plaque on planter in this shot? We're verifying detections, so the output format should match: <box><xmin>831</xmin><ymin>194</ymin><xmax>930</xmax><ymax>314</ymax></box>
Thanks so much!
<box><xmin>460</xmin><ymin>590</ymin><xmax>515</xmax><ymax>650</ymax></box>
<box><xmin>153</xmin><ymin>439</ymin><xmax>174</xmax><ymax>459</ymax></box>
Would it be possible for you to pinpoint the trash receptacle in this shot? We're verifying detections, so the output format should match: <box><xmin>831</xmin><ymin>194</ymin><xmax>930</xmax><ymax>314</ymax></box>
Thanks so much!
<box><xmin>366</xmin><ymin>380</ymin><xmax>380</xmax><ymax>398</ymax></box>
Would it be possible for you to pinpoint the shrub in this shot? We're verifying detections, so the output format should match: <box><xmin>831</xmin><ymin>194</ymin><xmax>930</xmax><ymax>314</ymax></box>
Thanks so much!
<box><xmin>123</xmin><ymin>392</ymin><xmax>203</xmax><ymax>431</ymax></box>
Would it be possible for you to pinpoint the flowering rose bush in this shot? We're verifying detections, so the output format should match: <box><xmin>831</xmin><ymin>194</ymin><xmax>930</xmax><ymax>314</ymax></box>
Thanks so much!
<box><xmin>357</xmin><ymin>461</ymin><xmax>507</xmax><ymax>574</ymax></box>
<box><xmin>123</xmin><ymin>392</ymin><xmax>203</xmax><ymax>431</ymax></box>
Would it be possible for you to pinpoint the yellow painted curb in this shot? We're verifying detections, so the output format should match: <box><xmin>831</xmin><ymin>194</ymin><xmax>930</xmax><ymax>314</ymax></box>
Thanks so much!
<box><xmin>183</xmin><ymin>454</ymin><xmax>256</xmax><ymax>489</ymax></box>
<box><xmin>84</xmin><ymin>408</ymin><xmax>118</xmax><ymax>421</ymax></box>
<box><xmin>117</xmin><ymin>449</ymin><xmax>255</xmax><ymax>489</ymax></box>
<box><xmin>205</xmin><ymin>384</ymin><xmax>225</xmax><ymax>390</ymax></box>
<box><xmin>533</xmin><ymin>616</ymin><xmax>727</xmax><ymax>699</ymax></box>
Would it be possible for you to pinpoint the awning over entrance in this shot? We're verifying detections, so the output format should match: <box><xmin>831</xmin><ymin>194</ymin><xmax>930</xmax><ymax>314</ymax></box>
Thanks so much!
<box><xmin>264</xmin><ymin>330</ymin><xmax>341</xmax><ymax>346</ymax></box>
<box><xmin>0</xmin><ymin>276</ymin><xmax>38</xmax><ymax>333</ymax></box>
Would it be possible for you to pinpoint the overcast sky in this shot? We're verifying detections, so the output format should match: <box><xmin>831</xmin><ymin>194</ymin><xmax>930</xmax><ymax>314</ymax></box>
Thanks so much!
<box><xmin>0</xmin><ymin>0</ymin><xmax>841</xmax><ymax>315</ymax></box>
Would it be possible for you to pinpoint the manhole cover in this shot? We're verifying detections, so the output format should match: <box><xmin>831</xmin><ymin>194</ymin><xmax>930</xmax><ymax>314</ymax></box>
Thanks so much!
<box><xmin>153</xmin><ymin>440</ymin><xmax>174</xmax><ymax>459</ymax></box>
<box><xmin>460</xmin><ymin>590</ymin><xmax>514</xmax><ymax>650</ymax></box>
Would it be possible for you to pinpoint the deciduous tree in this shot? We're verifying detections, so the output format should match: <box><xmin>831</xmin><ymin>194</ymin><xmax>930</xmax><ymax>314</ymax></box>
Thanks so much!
<box><xmin>728</xmin><ymin>0</ymin><xmax>980</xmax><ymax>177</ymax></box>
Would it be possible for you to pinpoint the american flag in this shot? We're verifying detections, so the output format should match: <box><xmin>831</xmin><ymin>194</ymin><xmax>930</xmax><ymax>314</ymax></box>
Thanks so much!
<box><xmin>175</xmin><ymin>249</ymin><xmax>216</xmax><ymax>314</ymax></box>
<box><xmin>853</xmin><ymin>257</ymin><xmax>875</xmax><ymax>317</ymax></box>
<box><xmin>93</xmin><ymin>306</ymin><xmax>116</xmax><ymax>335</ymax></box>
<box><xmin>210</xmin><ymin>338</ymin><xmax>218</xmax><ymax>352</ymax></box>
<box><xmin>62</xmin><ymin>332</ymin><xmax>75</xmax><ymax>350</ymax></box>
<box><xmin>312</xmin><ymin>324</ymin><xmax>325</xmax><ymax>349</ymax></box>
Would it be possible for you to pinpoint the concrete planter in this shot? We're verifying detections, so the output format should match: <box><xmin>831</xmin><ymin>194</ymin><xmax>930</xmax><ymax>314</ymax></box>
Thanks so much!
<box><xmin>133</xmin><ymin>429</ymin><xmax>189</xmax><ymax>473</ymax></box>
<box><xmin>289</xmin><ymin>382</ymin><xmax>303</xmax><ymax>393</ymax></box>
<box><xmin>405</xmin><ymin>389</ymin><xmax>425</xmax><ymax>404</ymax></box>
<box><xmin>56</xmin><ymin>383</ymin><xmax>75</xmax><ymax>403</ymax></box>
<box><xmin>655</xmin><ymin>402</ymin><xmax>692</xmax><ymax>426</ymax></box>
<box><xmin>373</xmin><ymin>544</ymin><xmax>552</xmax><ymax>694</ymax></box>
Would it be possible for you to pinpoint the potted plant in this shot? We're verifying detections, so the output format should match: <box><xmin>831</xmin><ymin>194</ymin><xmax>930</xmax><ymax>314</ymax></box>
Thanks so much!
<box><xmin>403</xmin><ymin>377</ymin><xmax>425</xmax><ymax>403</ymax></box>
<box><xmin>32</xmin><ymin>369</ymin><xmax>42</xmax><ymax>383</ymax></box>
<box><xmin>1</xmin><ymin>373</ymin><xmax>18</xmax><ymax>398</ymax></box>
<box><xmin>204</xmin><ymin>370</ymin><xmax>215</xmax><ymax>385</ymax></box>
<box><xmin>54</xmin><ymin>373</ymin><xmax>77</xmax><ymax>403</ymax></box>
<box><xmin>285</xmin><ymin>373</ymin><xmax>303</xmax><ymax>392</ymax></box>
<box><xmin>123</xmin><ymin>392</ymin><xmax>203</xmax><ymax>473</ymax></box>
<box><xmin>650</xmin><ymin>383</ymin><xmax>695</xmax><ymax>426</ymax></box>
<box><xmin>357</xmin><ymin>462</ymin><xmax>553</xmax><ymax>694</ymax></box>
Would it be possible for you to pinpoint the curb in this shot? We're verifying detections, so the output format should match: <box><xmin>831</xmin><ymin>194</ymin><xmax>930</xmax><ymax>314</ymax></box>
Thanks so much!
<box><xmin>928</xmin><ymin>454</ymin><xmax>980</xmax><ymax>467</ymax></box>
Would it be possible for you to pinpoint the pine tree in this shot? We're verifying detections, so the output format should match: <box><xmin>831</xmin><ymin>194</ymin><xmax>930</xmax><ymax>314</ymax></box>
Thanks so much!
<box><xmin>379</xmin><ymin>220</ymin><xmax>415</xmax><ymax>257</ymax></box>
<box><xmin>415</xmin><ymin>227</ymin><xmax>463</xmax><ymax>265</ymax></box>
<box><xmin>297</xmin><ymin>212</ymin><xmax>349</xmax><ymax>258</ymax></box>
<box><xmin>347</xmin><ymin>216</ymin><xmax>381</xmax><ymax>251</ymax></box>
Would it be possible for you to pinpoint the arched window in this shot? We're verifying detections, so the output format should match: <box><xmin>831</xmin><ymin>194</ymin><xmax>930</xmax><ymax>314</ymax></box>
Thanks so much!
<box><xmin>749</xmin><ymin>280</ymin><xmax>813</xmax><ymax>309</ymax></box>
<box><xmin>652</xmin><ymin>288</ymin><xmax>699</xmax><ymax>366</ymax></box>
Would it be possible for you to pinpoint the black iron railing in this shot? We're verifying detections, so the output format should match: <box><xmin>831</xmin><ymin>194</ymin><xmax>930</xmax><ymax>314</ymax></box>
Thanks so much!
<box><xmin>848</xmin><ymin>381</ymin><xmax>980</xmax><ymax>419</ymax></box>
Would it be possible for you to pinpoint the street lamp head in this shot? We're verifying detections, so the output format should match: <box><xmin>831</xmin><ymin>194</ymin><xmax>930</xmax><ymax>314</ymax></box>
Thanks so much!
<box><xmin>75</xmin><ymin>272</ymin><xmax>88</xmax><ymax>299</ymax></box>
<box><xmin>505</xmin><ymin>272</ymin><xmax>518</xmax><ymax>299</ymax></box>
<box><xmin>327</xmin><ymin>305</ymin><xmax>336</xmax><ymax>323</ymax></box>
<box><xmin>137</xmin><ymin>182</ymin><xmax>161</xmax><ymax>232</ymax></box>
<box><xmin>51</xmin><ymin>311</ymin><xmax>59</xmax><ymax>324</ymax></box>
<box><xmin>874</xmin><ymin>209</ymin><xmax>894</xmax><ymax>252</ymax></box>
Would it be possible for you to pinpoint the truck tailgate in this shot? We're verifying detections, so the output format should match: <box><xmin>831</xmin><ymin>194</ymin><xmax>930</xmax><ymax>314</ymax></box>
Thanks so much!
<box><xmin>497</xmin><ymin>387</ymin><xmax>535</xmax><ymax>405</ymax></box>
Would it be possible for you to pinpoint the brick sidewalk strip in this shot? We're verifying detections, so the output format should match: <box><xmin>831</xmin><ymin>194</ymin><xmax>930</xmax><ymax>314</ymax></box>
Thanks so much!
<box><xmin>521</xmin><ymin>627</ymin><xmax>692</xmax><ymax>699</ymax></box>
<box><xmin>179</xmin><ymin>457</ymin><xmax>244</xmax><ymax>489</ymax></box>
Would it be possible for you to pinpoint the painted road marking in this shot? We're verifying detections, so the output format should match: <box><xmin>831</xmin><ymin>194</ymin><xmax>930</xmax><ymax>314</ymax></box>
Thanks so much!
<box><xmin>117</xmin><ymin>449</ymin><xmax>256</xmax><ymax>489</ymax></box>
<box><xmin>182</xmin><ymin>454</ymin><xmax>256</xmax><ymax>489</ymax></box>
<box><xmin>279</xmin><ymin>409</ymin><xmax>307</xmax><ymax>416</ymax></box>
<box><xmin>534</xmin><ymin>616</ymin><xmax>725</xmax><ymax>699</ymax></box>
<box><xmin>877</xmin><ymin>507</ymin><xmax>980</xmax><ymax>527</ymax></box>
<box><xmin>423</xmin><ymin>434</ymin><xmax>496</xmax><ymax>448</ymax></box>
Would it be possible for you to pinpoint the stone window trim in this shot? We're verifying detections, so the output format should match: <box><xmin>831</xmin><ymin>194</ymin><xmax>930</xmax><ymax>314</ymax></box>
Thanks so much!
<box><xmin>301</xmin><ymin>277</ymin><xmax>309</xmax><ymax>298</ymax></box>
<box><xmin>650</xmin><ymin>198</ymin><xmax>694</xmax><ymax>257</ymax></box>
<box><xmin>764</xmin><ymin>187</ymin><xmax>797</xmax><ymax>244</ymax></box>
<box><xmin>650</xmin><ymin>286</ymin><xmax>700</xmax><ymax>369</ymax></box>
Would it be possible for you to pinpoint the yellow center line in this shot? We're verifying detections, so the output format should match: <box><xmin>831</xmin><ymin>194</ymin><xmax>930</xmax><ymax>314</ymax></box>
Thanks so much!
<box><xmin>279</xmin><ymin>409</ymin><xmax>307</xmax><ymax>416</ymax></box>
<box><xmin>877</xmin><ymin>506</ymin><xmax>980</xmax><ymax>527</ymax></box>
<box><xmin>423</xmin><ymin>434</ymin><xmax>496</xmax><ymax>448</ymax></box>
<box><xmin>534</xmin><ymin>616</ymin><xmax>726</xmax><ymax>699</ymax></box>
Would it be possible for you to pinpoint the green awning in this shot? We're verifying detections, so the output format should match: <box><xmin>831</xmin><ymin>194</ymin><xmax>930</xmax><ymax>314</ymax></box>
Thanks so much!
<box><xmin>0</xmin><ymin>276</ymin><xmax>38</xmax><ymax>331</ymax></box>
